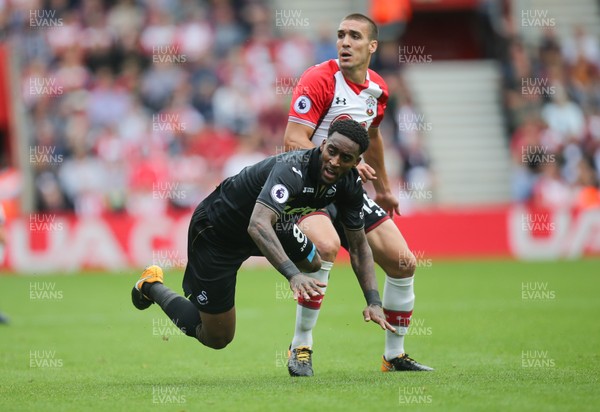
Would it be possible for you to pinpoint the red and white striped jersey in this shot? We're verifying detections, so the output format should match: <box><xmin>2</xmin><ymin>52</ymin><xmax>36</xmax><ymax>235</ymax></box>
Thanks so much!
<box><xmin>288</xmin><ymin>59</ymin><xmax>388</xmax><ymax>146</ymax></box>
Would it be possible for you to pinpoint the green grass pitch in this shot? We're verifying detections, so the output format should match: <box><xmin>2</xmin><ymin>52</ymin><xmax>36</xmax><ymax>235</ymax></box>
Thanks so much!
<box><xmin>1</xmin><ymin>259</ymin><xmax>599</xmax><ymax>411</ymax></box>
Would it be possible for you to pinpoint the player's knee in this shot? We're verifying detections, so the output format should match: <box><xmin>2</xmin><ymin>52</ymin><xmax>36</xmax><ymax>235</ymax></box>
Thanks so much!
<box><xmin>202</xmin><ymin>335</ymin><xmax>233</xmax><ymax>350</ymax></box>
<box><xmin>296</xmin><ymin>252</ymin><xmax>321</xmax><ymax>273</ymax></box>
<box><xmin>314</xmin><ymin>237</ymin><xmax>340</xmax><ymax>262</ymax></box>
<box><xmin>380</xmin><ymin>248</ymin><xmax>416</xmax><ymax>278</ymax></box>
<box><xmin>398</xmin><ymin>251</ymin><xmax>417</xmax><ymax>277</ymax></box>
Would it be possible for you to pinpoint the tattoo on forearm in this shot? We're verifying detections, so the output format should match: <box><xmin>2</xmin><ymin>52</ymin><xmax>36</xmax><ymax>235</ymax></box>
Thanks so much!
<box><xmin>345</xmin><ymin>229</ymin><xmax>378</xmax><ymax>293</ymax></box>
<box><xmin>249</xmin><ymin>204</ymin><xmax>295</xmax><ymax>276</ymax></box>
<box><xmin>252</xmin><ymin>221</ymin><xmax>288</xmax><ymax>264</ymax></box>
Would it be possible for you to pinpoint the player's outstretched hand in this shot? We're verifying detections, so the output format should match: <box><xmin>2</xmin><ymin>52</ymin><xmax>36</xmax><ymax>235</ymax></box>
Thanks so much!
<box><xmin>363</xmin><ymin>305</ymin><xmax>396</xmax><ymax>333</ymax></box>
<box><xmin>356</xmin><ymin>163</ymin><xmax>377</xmax><ymax>182</ymax></box>
<box><xmin>374</xmin><ymin>192</ymin><xmax>401</xmax><ymax>217</ymax></box>
<box><xmin>289</xmin><ymin>274</ymin><xmax>326</xmax><ymax>301</ymax></box>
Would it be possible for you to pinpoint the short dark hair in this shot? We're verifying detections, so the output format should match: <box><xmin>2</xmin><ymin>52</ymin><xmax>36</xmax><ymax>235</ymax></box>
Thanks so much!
<box><xmin>342</xmin><ymin>13</ymin><xmax>378</xmax><ymax>41</ymax></box>
<box><xmin>327</xmin><ymin>119</ymin><xmax>369</xmax><ymax>154</ymax></box>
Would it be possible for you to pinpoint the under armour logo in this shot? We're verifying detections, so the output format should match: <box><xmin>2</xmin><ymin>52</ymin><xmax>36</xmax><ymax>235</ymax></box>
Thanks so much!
<box><xmin>335</xmin><ymin>97</ymin><xmax>347</xmax><ymax>105</ymax></box>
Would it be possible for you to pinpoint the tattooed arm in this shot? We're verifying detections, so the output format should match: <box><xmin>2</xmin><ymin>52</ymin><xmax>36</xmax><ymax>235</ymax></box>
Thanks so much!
<box><xmin>344</xmin><ymin>227</ymin><xmax>395</xmax><ymax>332</ymax></box>
<box><xmin>248</xmin><ymin>203</ymin><xmax>325</xmax><ymax>300</ymax></box>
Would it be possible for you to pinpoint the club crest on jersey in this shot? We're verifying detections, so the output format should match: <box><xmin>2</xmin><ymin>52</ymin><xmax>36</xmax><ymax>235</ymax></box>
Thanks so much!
<box><xmin>294</xmin><ymin>95</ymin><xmax>312</xmax><ymax>114</ymax></box>
<box><xmin>366</xmin><ymin>96</ymin><xmax>376</xmax><ymax>108</ymax></box>
<box><xmin>366</xmin><ymin>96</ymin><xmax>376</xmax><ymax>117</ymax></box>
<box><xmin>270</xmin><ymin>184</ymin><xmax>289</xmax><ymax>204</ymax></box>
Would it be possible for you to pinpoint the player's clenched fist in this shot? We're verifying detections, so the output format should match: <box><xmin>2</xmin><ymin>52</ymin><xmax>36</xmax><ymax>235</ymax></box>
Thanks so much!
<box><xmin>289</xmin><ymin>274</ymin><xmax>327</xmax><ymax>301</ymax></box>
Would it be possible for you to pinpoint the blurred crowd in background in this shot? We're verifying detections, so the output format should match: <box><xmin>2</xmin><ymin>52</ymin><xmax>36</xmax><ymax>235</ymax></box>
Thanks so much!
<box><xmin>502</xmin><ymin>21</ymin><xmax>600</xmax><ymax>210</ymax></box>
<box><xmin>2</xmin><ymin>0</ymin><xmax>430</xmax><ymax>216</ymax></box>
<box><xmin>1</xmin><ymin>0</ymin><xmax>598</xmax><ymax>216</ymax></box>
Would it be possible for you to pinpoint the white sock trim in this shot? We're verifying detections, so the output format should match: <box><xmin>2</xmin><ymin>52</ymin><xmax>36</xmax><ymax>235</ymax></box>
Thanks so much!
<box><xmin>319</xmin><ymin>260</ymin><xmax>334</xmax><ymax>272</ymax></box>
<box><xmin>386</xmin><ymin>275</ymin><xmax>414</xmax><ymax>287</ymax></box>
<box><xmin>303</xmin><ymin>260</ymin><xmax>333</xmax><ymax>283</ymax></box>
<box><xmin>291</xmin><ymin>261</ymin><xmax>333</xmax><ymax>349</ymax></box>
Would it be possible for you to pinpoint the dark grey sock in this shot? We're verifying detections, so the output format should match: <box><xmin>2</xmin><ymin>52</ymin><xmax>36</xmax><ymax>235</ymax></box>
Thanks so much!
<box><xmin>147</xmin><ymin>283</ymin><xmax>202</xmax><ymax>338</ymax></box>
<box><xmin>146</xmin><ymin>283</ymin><xmax>179</xmax><ymax>307</ymax></box>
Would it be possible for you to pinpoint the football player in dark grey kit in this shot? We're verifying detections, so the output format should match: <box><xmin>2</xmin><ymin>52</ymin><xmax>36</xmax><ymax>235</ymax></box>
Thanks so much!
<box><xmin>131</xmin><ymin>119</ymin><xmax>395</xmax><ymax>353</ymax></box>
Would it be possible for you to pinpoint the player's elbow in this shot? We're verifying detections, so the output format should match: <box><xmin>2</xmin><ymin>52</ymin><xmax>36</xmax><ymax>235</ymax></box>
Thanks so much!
<box><xmin>247</xmin><ymin>219</ymin><xmax>264</xmax><ymax>240</ymax></box>
<box><xmin>283</xmin><ymin>129</ymin><xmax>309</xmax><ymax>151</ymax></box>
<box><xmin>283</xmin><ymin>134</ymin><xmax>297</xmax><ymax>151</ymax></box>
<box><xmin>247</xmin><ymin>222</ymin><xmax>257</xmax><ymax>238</ymax></box>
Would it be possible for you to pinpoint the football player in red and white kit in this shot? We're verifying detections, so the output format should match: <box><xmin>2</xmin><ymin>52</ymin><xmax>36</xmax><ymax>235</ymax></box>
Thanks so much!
<box><xmin>284</xmin><ymin>13</ymin><xmax>432</xmax><ymax>375</ymax></box>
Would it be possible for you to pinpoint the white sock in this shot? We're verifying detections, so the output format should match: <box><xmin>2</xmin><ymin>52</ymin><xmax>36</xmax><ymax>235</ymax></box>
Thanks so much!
<box><xmin>383</xmin><ymin>275</ymin><xmax>415</xmax><ymax>360</ymax></box>
<box><xmin>290</xmin><ymin>261</ymin><xmax>333</xmax><ymax>349</ymax></box>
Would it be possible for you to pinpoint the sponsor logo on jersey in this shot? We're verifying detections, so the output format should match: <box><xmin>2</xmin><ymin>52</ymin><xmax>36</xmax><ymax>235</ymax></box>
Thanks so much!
<box><xmin>331</xmin><ymin>113</ymin><xmax>368</xmax><ymax>129</ymax></box>
<box><xmin>335</xmin><ymin>96</ymin><xmax>347</xmax><ymax>105</ymax></box>
<box><xmin>283</xmin><ymin>205</ymin><xmax>318</xmax><ymax>216</ymax></box>
<box><xmin>294</xmin><ymin>95</ymin><xmax>312</xmax><ymax>114</ymax></box>
<box><xmin>332</xmin><ymin>113</ymin><xmax>353</xmax><ymax>123</ymax></box>
<box><xmin>270</xmin><ymin>184</ymin><xmax>290</xmax><ymax>204</ymax></box>
<box><xmin>302</xmin><ymin>187</ymin><xmax>315</xmax><ymax>194</ymax></box>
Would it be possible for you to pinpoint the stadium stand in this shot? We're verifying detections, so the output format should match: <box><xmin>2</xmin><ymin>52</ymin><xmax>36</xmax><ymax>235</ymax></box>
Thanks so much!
<box><xmin>5</xmin><ymin>0</ymin><xmax>431</xmax><ymax>216</ymax></box>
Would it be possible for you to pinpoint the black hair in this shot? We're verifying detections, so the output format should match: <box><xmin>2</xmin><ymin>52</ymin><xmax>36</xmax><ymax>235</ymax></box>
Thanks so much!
<box><xmin>327</xmin><ymin>119</ymin><xmax>369</xmax><ymax>154</ymax></box>
<box><xmin>342</xmin><ymin>13</ymin><xmax>378</xmax><ymax>41</ymax></box>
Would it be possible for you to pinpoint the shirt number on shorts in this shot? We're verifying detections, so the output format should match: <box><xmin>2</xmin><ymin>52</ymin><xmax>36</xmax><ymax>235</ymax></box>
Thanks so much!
<box><xmin>293</xmin><ymin>224</ymin><xmax>306</xmax><ymax>244</ymax></box>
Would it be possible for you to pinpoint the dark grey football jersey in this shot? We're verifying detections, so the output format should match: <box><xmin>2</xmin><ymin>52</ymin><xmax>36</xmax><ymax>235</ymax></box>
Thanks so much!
<box><xmin>201</xmin><ymin>147</ymin><xmax>364</xmax><ymax>245</ymax></box>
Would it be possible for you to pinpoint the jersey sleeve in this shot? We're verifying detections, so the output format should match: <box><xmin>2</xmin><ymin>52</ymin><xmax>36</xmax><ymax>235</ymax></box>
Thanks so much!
<box><xmin>287</xmin><ymin>62</ymin><xmax>335</xmax><ymax>129</ymax></box>
<box><xmin>256</xmin><ymin>161</ymin><xmax>304</xmax><ymax>217</ymax></box>
<box><xmin>336</xmin><ymin>170</ymin><xmax>365</xmax><ymax>231</ymax></box>
<box><xmin>369</xmin><ymin>71</ymin><xmax>389</xmax><ymax>129</ymax></box>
